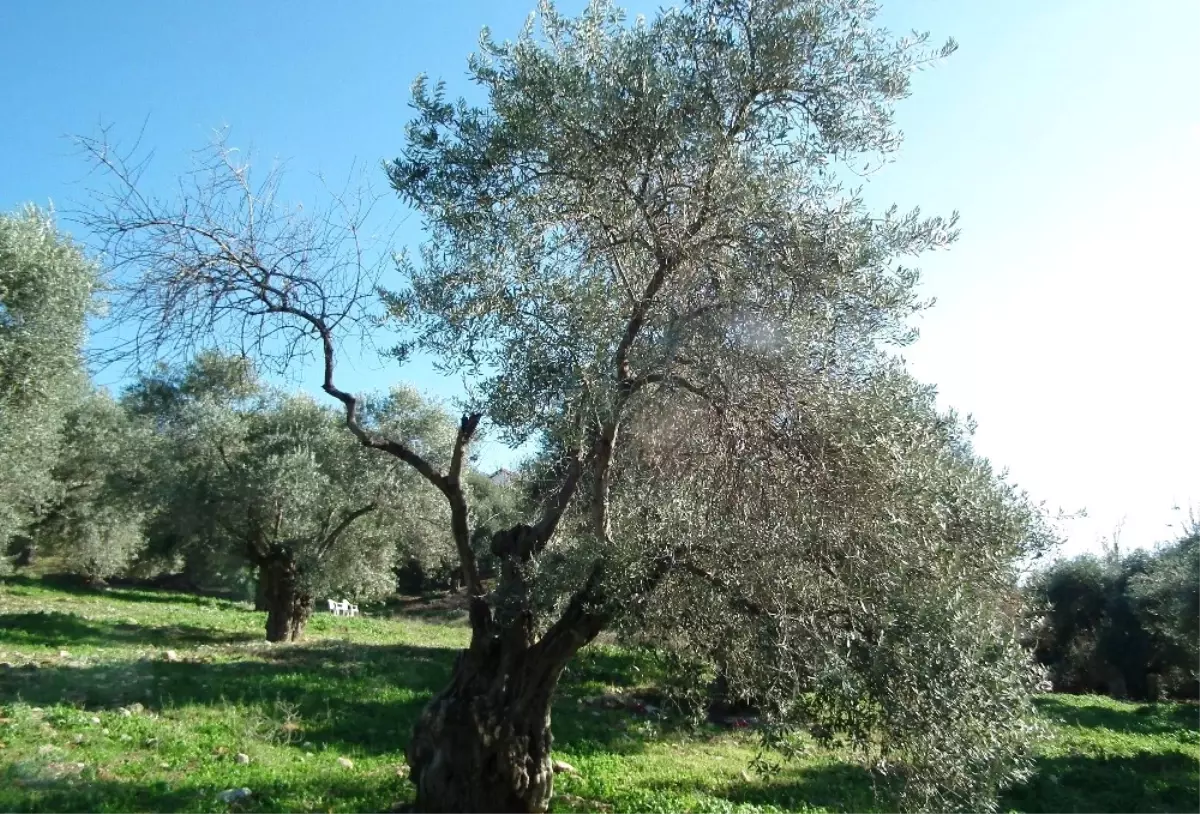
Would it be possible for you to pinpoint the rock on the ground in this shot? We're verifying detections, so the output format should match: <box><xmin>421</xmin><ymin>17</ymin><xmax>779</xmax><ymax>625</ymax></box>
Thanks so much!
<box><xmin>552</xmin><ymin>759</ymin><xmax>579</xmax><ymax>775</ymax></box>
<box><xmin>337</xmin><ymin>756</ymin><xmax>354</xmax><ymax>769</ymax></box>
<box><xmin>163</xmin><ymin>650</ymin><xmax>180</xmax><ymax>663</ymax></box>
<box><xmin>234</xmin><ymin>752</ymin><xmax>250</xmax><ymax>764</ymax></box>
<box><xmin>217</xmin><ymin>788</ymin><xmax>252</xmax><ymax>803</ymax></box>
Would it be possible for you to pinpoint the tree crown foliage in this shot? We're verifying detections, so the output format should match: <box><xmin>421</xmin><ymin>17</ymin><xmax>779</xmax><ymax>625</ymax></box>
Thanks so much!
<box><xmin>128</xmin><ymin>353</ymin><xmax>458</xmax><ymax>601</ymax></box>
<box><xmin>0</xmin><ymin>206</ymin><xmax>97</xmax><ymax>554</ymax></box>
<box><xmin>77</xmin><ymin>2</ymin><xmax>1063</xmax><ymax>809</ymax></box>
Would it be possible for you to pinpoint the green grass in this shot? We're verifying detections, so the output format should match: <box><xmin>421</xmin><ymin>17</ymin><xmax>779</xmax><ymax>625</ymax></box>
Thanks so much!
<box><xmin>1</xmin><ymin>574</ymin><xmax>1196</xmax><ymax>813</ymax></box>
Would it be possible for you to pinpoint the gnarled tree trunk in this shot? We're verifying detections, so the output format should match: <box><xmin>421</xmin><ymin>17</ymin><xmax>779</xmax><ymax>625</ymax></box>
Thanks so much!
<box><xmin>406</xmin><ymin>527</ymin><xmax>609</xmax><ymax>813</ymax></box>
<box><xmin>260</xmin><ymin>550</ymin><xmax>312</xmax><ymax>642</ymax></box>
<box><xmin>254</xmin><ymin>566</ymin><xmax>269</xmax><ymax>611</ymax></box>
<box><xmin>407</xmin><ymin>638</ymin><xmax>561</xmax><ymax>812</ymax></box>
<box><xmin>11</xmin><ymin>537</ymin><xmax>36</xmax><ymax>568</ymax></box>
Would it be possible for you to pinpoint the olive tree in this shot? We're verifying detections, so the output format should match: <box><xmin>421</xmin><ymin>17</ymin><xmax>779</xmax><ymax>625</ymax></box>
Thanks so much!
<box><xmin>28</xmin><ymin>389</ymin><xmax>152</xmax><ymax>583</ymax></box>
<box><xmin>82</xmin><ymin>1</ymin><xmax>1056</xmax><ymax>810</ymax></box>
<box><xmin>139</xmin><ymin>363</ymin><xmax>453</xmax><ymax>641</ymax></box>
<box><xmin>0</xmin><ymin>206</ymin><xmax>96</xmax><ymax>564</ymax></box>
<box><xmin>123</xmin><ymin>351</ymin><xmax>271</xmax><ymax>594</ymax></box>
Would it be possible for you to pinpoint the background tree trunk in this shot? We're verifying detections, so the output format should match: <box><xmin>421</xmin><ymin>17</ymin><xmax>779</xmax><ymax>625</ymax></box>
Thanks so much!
<box><xmin>12</xmin><ymin>537</ymin><xmax>36</xmax><ymax>568</ymax></box>
<box><xmin>254</xmin><ymin>567</ymin><xmax>269</xmax><ymax>611</ymax></box>
<box><xmin>261</xmin><ymin>552</ymin><xmax>312</xmax><ymax>642</ymax></box>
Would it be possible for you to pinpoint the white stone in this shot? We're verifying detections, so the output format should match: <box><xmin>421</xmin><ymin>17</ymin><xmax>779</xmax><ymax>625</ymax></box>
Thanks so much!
<box><xmin>217</xmin><ymin>788</ymin><xmax>252</xmax><ymax>803</ymax></box>
<box><xmin>552</xmin><ymin>759</ymin><xmax>579</xmax><ymax>775</ymax></box>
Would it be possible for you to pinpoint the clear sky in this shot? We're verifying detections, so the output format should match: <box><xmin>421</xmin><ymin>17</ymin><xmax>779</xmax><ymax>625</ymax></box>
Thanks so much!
<box><xmin>2</xmin><ymin>0</ymin><xmax>1196</xmax><ymax>558</ymax></box>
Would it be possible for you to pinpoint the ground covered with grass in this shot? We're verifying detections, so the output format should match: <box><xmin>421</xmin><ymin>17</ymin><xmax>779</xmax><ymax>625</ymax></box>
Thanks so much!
<box><xmin>0</xmin><ymin>575</ymin><xmax>1196</xmax><ymax>813</ymax></box>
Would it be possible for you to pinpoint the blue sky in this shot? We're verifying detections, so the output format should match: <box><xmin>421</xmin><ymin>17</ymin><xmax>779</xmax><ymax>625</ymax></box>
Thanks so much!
<box><xmin>2</xmin><ymin>0</ymin><xmax>1196</xmax><ymax>556</ymax></box>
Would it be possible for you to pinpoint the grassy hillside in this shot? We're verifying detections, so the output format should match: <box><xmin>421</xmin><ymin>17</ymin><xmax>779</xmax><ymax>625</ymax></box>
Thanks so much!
<box><xmin>1</xmin><ymin>575</ymin><xmax>1196</xmax><ymax>813</ymax></box>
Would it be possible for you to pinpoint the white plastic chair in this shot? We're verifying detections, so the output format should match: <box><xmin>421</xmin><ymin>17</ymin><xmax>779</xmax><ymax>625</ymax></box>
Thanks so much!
<box><xmin>326</xmin><ymin>599</ymin><xmax>339</xmax><ymax>615</ymax></box>
<box><xmin>347</xmin><ymin>602</ymin><xmax>360</xmax><ymax>617</ymax></box>
<box><xmin>336</xmin><ymin>600</ymin><xmax>350</xmax><ymax>616</ymax></box>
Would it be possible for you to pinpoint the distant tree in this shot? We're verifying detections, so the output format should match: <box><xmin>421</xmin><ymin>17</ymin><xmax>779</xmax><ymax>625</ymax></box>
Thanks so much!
<box><xmin>363</xmin><ymin>386</ymin><xmax>461</xmax><ymax>593</ymax></box>
<box><xmin>0</xmin><ymin>206</ymin><xmax>96</xmax><ymax>565</ymax></box>
<box><xmin>133</xmin><ymin>354</ymin><xmax>454</xmax><ymax>641</ymax></box>
<box><xmin>29</xmin><ymin>390</ymin><xmax>151</xmax><ymax>583</ymax></box>
<box><xmin>1028</xmin><ymin>516</ymin><xmax>1200</xmax><ymax>700</ymax></box>
<box><xmin>1028</xmin><ymin>554</ymin><xmax>1114</xmax><ymax>692</ymax></box>
<box><xmin>83</xmin><ymin>2</ymin><xmax>1058</xmax><ymax>810</ymax></box>
<box><xmin>1129</xmin><ymin>523</ymin><xmax>1200</xmax><ymax>697</ymax></box>
<box><xmin>122</xmin><ymin>351</ymin><xmax>266</xmax><ymax>594</ymax></box>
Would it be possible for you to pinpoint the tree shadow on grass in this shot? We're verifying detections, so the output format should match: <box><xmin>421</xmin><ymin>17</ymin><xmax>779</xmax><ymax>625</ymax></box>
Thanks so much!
<box><xmin>718</xmin><ymin>762</ymin><xmax>881</xmax><ymax>813</ymax></box>
<box><xmin>0</xmin><ymin>769</ymin><xmax>409</xmax><ymax>813</ymax></box>
<box><xmin>373</xmin><ymin>593</ymin><xmax>470</xmax><ymax>624</ymax></box>
<box><xmin>1</xmin><ymin>574</ymin><xmax>242</xmax><ymax>610</ymax></box>
<box><xmin>0</xmin><ymin>637</ymin><xmax>687</xmax><ymax>761</ymax></box>
<box><xmin>560</xmin><ymin>645</ymin><xmax>660</xmax><ymax>695</ymax></box>
<box><xmin>0</xmin><ymin>641</ymin><xmax>449</xmax><ymax>756</ymax></box>
<box><xmin>719</xmin><ymin>749</ymin><xmax>1200</xmax><ymax>814</ymax></box>
<box><xmin>1034</xmin><ymin>695</ymin><xmax>1200</xmax><ymax>739</ymax></box>
<box><xmin>0</xmin><ymin>612</ymin><xmax>259</xmax><ymax>650</ymax></box>
<box><xmin>1001</xmin><ymin>750</ymin><xmax>1200</xmax><ymax>813</ymax></box>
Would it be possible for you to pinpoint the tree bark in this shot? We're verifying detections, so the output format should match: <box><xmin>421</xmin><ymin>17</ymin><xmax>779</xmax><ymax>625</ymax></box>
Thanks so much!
<box><xmin>261</xmin><ymin>551</ymin><xmax>312</xmax><ymax>642</ymax></box>
<box><xmin>12</xmin><ymin>537</ymin><xmax>35</xmax><ymax>568</ymax></box>
<box><xmin>254</xmin><ymin>567</ymin><xmax>269</xmax><ymax>611</ymax></box>
<box><xmin>406</xmin><ymin>637</ymin><xmax>563</xmax><ymax>813</ymax></box>
<box><xmin>406</xmin><ymin>528</ymin><xmax>610</xmax><ymax>813</ymax></box>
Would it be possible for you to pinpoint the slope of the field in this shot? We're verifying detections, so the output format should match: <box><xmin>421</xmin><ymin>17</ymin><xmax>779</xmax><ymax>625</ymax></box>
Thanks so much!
<box><xmin>1</xmin><ymin>575</ymin><xmax>1196</xmax><ymax>813</ymax></box>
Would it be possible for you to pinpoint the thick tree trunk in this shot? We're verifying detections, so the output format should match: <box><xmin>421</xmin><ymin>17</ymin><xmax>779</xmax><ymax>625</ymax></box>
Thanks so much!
<box><xmin>12</xmin><ymin>537</ymin><xmax>35</xmax><ymax>568</ymax></box>
<box><xmin>261</xmin><ymin>553</ymin><xmax>312</xmax><ymax>642</ymax></box>
<box><xmin>406</xmin><ymin>638</ymin><xmax>564</xmax><ymax>813</ymax></box>
<box><xmin>254</xmin><ymin>568</ymin><xmax>269</xmax><ymax>611</ymax></box>
<box><xmin>407</xmin><ymin>554</ymin><xmax>613</xmax><ymax>811</ymax></box>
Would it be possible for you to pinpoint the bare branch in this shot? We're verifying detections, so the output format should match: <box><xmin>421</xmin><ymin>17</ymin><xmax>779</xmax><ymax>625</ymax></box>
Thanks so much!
<box><xmin>72</xmin><ymin>128</ymin><xmax>494</xmax><ymax>601</ymax></box>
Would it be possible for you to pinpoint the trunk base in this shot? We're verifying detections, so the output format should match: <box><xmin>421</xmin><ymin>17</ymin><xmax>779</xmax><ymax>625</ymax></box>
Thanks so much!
<box><xmin>407</xmin><ymin>647</ymin><xmax>559</xmax><ymax>813</ymax></box>
<box><xmin>261</xmin><ymin>553</ymin><xmax>311</xmax><ymax>642</ymax></box>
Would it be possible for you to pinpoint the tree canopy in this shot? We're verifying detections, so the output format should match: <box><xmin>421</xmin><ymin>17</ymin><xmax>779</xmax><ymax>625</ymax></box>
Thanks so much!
<box><xmin>27</xmin><ymin>389</ymin><xmax>151</xmax><ymax>582</ymax></box>
<box><xmin>80</xmin><ymin>1</ymin><xmax>1060</xmax><ymax>810</ymax></box>
<box><xmin>125</xmin><ymin>353</ymin><xmax>459</xmax><ymax>640</ymax></box>
<box><xmin>0</xmin><ymin>206</ymin><xmax>96</xmax><ymax>559</ymax></box>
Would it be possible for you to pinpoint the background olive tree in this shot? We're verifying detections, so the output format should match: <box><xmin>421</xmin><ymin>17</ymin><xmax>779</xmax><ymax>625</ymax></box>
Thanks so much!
<box><xmin>81</xmin><ymin>1</ymin><xmax>1057</xmax><ymax>810</ymax></box>
<box><xmin>127</xmin><ymin>353</ymin><xmax>457</xmax><ymax>641</ymax></box>
<box><xmin>0</xmin><ymin>206</ymin><xmax>97</xmax><ymax>569</ymax></box>
<box><xmin>1028</xmin><ymin>515</ymin><xmax>1199</xmax><ymax>701</ymax></box>
<box><xmin>26</xmin><ymin>389</ymin><xmax>152</xmax><ymax>583</ymax></box>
